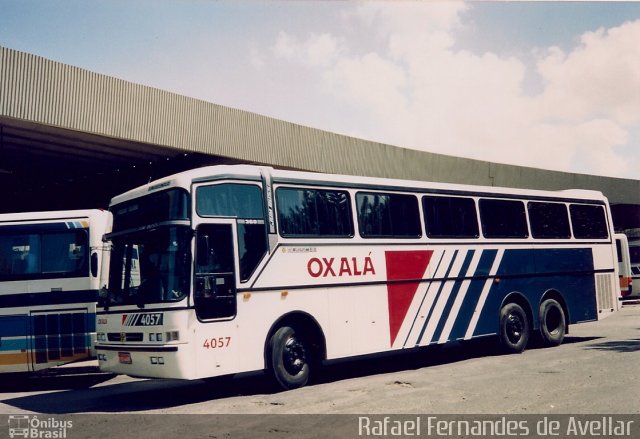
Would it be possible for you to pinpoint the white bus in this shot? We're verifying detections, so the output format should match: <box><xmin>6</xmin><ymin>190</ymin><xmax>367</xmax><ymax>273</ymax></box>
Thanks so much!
<box><xmin>623</xmin><ymin>228</ymin><xmax>640</xmax><ymax>300</ymax></box>
<box><xmin>615</xmin><ymin>233</ymin><xmax>633</xmax><ymax>299</ymax></box>
<box><xmin>0</xmin><ymin>209</ymin><xmax>110</xmax><ymax>373</ymax></box>
<box><xmin>96</xmin><ymin>165</ymin><xmax>620</xmax><ymax>389</ymax></box>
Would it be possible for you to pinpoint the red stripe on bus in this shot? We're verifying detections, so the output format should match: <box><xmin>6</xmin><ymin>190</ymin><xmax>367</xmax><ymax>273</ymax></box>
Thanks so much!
<box><xmin>385</xmin><ymin>250</ymin><xmax>434</xmax><ymax>346</ymax></box>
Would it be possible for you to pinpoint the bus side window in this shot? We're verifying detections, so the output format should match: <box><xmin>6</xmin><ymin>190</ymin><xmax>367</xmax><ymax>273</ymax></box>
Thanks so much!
<box><xmin>237</xmin><ymin>221</ymin><xmax>267</xmax><ymax>281</ymax></box>
<box><xmin>569</xmin><ymin>204</ymin><xmax>609</xmax><ymax>239</ymax></box>
<box><xmin>8</xmin><ymin>235</ymin><xmax>40</xmax><ymax>275</ymax></box>
<box><xmin>42</xmin><ymin>231</ymin><xmax>88</xmax><ymax>274</ymax></box>
<box><xmin>196</xmin><ymin>183</ymin><xmax>268</xmax><ymax>282</ymax></box>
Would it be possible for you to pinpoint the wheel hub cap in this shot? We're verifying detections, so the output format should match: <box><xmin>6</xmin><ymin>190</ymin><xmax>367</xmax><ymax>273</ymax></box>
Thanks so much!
<box><xmin>283</xmin><ymin>337</ymin><xmax>306</xmax><ymax>375</ymax></box>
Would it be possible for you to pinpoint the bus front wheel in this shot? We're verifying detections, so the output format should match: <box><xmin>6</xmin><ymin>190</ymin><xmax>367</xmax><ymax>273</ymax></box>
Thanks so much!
<box><xmin>267</xmin><ymin>326</ymin><xmax>311</xmax><ymax>390</ymax></box>
<box><xmin>499</xmin><ymin>302</ymin><xmax>529</xmax><ymax>353</ymax></box>
<box><xmin>538</xmin><ymin>298</ymin><xmax>566</xmax><ymax>347</ymax></box>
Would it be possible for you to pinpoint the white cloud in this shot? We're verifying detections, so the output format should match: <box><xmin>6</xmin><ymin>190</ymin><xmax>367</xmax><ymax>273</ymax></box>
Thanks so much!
<box><xmin>257</xmin><ymin>3</ymin><xmax>639</xmax><ymax>178</ymax></box>
<box><xmin>272</xmin><ymin>31</ymin><xmax>344</xmax><ymax>67</ymax></box>
<box><xmin>537</xmin><ymin>20</ymin><xmax>640</xmax><ymax>126</ymax></box>
<box><xmin>324</xmin><ymin>53</ymin><xmax>408</xmax><ymax>121</ymax></box>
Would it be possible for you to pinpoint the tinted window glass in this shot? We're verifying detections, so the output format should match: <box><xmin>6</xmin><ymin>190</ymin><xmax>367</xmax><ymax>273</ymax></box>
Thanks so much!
<box><xmin>479</xmin><ymin>199</ymin><xmax>528</xmax><ymax>238</ymax></box>
<box><xmin>422</xmin><ymin>196</ymin><xmax>479</xmax><ymax>238</ymax></box>
<box><xmin>0</xmin><ymin>229</ymin><xmax>88</xmax><ymax>280</ymax></box>
<box><xmin>196</xmin><ymin>184</ymin><xmax>264</xmax><ymax>219</ymax></box>
<box><xmin>570</xmin><ymin>204</ymin><xmax>609</xmax><ymax>239</ymax></box>
<box><xmin>356</xmin><ymin>192</ymin><xmax>420</xmax><ymax>238</ymax></box>
<box><xmin>112</xmin><ymin>189</ymin><xmax>189</xmax><ymax>232</ymax></box>
<box><xmin>276</xmin><ymin>188</ymin><xmax>353</xmax><ymax>238</ymax></box>
<box><xmin>105</xmin><ymin>226</ymin><xmax>191</xmax><ymax>305</ymax></box>
<box><xmin>197</xmin><ymin>184</ymin><xmax>267</xmax><ymax>281</ymax></box>
<box><xmin>237</xmin><ymin>222</ymin><xmax>267</xmax><ymax>281</ymax></box>
<box><xmin>528</xmin><ymin>202</ymin><xmax>571</xmax><ymax>239</ymax></box>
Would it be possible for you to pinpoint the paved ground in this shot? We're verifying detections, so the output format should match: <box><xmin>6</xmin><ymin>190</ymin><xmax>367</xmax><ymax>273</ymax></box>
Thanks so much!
<box><xmin>0</xmin><ymin>303</ymin><xmax>638</xmax><ymax>417</ymax></box>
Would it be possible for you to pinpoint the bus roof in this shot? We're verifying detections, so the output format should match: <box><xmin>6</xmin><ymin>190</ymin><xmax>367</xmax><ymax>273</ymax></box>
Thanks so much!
<box><xmin>109</xmin><ymin>164</ymin><xmax>608</xmax><ymax>206</ymax></box>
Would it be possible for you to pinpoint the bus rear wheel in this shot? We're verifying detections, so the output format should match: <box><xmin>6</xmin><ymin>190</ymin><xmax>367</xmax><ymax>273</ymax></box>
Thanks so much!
<box><xmin>499</xmin><ymin>302</ymin><xmax>529</xmax><ymax>353</ymax></box>
<box><xmin>267</xmin><ymin>326</ymin><xmax>311</xmax><ymax>390</ymax></box>
<box><xmin>539</xmin><ymin>298</ymin><xmax>566</xmax><ymax>347</ymax></box>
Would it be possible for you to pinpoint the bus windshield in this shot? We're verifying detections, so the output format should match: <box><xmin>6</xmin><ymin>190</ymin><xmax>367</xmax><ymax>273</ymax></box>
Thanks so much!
<box><xmin>630</xmin><ymin>243</ymin><xmax>640</xmax><ymax>275</ymax></box>
<box><xmin>103</xmin><ymin>226</ymin><xmax>192</xmax><ymax>306</ymax></box>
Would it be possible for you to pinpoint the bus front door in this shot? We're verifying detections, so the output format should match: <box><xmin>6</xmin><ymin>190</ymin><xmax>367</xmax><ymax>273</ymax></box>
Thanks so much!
<box><xmin>194</xmin><ymin>223</ymin><xmax>237</xmax><ymax>320</ymax></box>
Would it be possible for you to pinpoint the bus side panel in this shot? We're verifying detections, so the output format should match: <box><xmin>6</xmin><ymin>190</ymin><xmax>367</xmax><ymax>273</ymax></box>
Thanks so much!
<box><xmin>592</xmin><ymin>242</ymin><xmax>621</xmax><ymax>315</ymax></box>
<box><xmin>30</xmin><ymin>308</ymin><xmax>96</xmax><ymax>372</ymax></box>
<box><xmin>192</xmin><ymin>286</ymin><xmax>336</xmax><ymax>379</ymax></box>
<box><xmin>325</xmin><ymin>284</ymin><xmax>390</xmax><ymax>357</ymax></box>
<box><xmin>470</xmin><ymin>248</ymin><xmax>598</xmax><ymax>337</ymax></box>
<box><xmin>0</xmin><ymin>315</ymin><xmax>29</xmax><ymax>373</ymax></box>
<box><xmin>0</xmin><ymin>288</ymin><xmax>98</xmax><ymax>373</ymax></box>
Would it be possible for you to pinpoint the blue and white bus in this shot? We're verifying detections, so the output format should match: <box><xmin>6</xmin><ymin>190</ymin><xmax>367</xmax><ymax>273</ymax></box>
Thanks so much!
<box><xmin>0</xmin><ymin>209</ymin><xmax>110</xmax><ymax>373</ymax></box>
<box><xmin>96</xmin><ymin>165</ymin><xmax>620</xmax><ymax>389</ymax></box>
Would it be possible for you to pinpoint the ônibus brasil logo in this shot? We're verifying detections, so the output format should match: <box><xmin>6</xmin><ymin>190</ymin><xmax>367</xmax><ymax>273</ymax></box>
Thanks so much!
<box><xmin>8</xmin><ymin>415</ymin><xmax>72</xmax><ymax>438</ymax></box>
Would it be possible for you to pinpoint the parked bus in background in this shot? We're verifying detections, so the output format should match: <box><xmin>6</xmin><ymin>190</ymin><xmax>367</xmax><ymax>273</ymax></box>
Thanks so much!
<box><xmin>622</xmin><ymin>228</ymin><xmax>640</xmax><ymax>300</ymax></box>
<box><xmin>96</xmin><ymin>165</ymin><xmax>620</xmax><ymax>390</ymax></box>
<box><xmin>0</xmin><ymin>209</ymin><xmax>110</xmax><ymax>373</ymax></box>
<box><xmin>615</xmin><ymin>233</ymin><xmax>633</xmax><ymax>299</ymax></box>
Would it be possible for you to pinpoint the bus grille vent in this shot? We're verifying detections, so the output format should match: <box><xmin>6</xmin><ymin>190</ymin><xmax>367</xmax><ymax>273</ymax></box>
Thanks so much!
<box><xmin>596</xmin><ymin>273</ymin><xmax>614</xmax><ymax>311</ymax></box>
<box><xmin>33</xmin><ymin>312</ymin><xmax>89</xmax><ymax>364</ymax></box>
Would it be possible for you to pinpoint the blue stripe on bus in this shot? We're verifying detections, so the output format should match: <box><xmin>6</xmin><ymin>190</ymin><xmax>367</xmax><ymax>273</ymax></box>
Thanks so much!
<box><xmin>448</xmin><ymin>249</ymin><xmax>498</xmax><ymax>341</ymax></box>
<box><xmin>0</xmin><ymin>315</ymin><xmax>28</xmax><ymax>337</ymax></box>
<box><xmin>0</xmin><ymin>334</ymin><xmax>93</xmax><ymax>352</ymax></box>
<box><xmin>0</xmin><ymin>313</ymin><xmax>95</xmax><ymax>361</ymax></box>
<box><xmin>472</xmin><ymin>249</ymin><xmax>499</xmax><ymax>277</ymax></box>
<box><xmin>0</xmin><ymin>338</ymin><xmax>29</xmax><ymax>351</ymax></box>
<box><xmin>431</xmin><ymin>250</ymin><xmax>476</xmax><ymax>343</ymax></box>
<box><xmin>0</xmin><ymin>290</ymin><xmax>98</xmax><ymax>309</ymax></box>
<box><xmin>402</xmin><ymin>250</ymin><xmax>448</xmax><ymax>348</ymax></box>
<box><xmin>471</xmin><ymin>248</ymin><xmax>596</xmax><ymax>337</ymax></box>
<box><xmin>416</xmin><ymin>250</ymin><xmax>459</xmax><ymax>345</ymax></box>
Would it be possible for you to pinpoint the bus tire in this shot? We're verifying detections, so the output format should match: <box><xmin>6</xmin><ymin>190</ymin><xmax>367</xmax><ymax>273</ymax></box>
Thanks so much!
<box><xmin>538</xmin><ymin>298</ymin><xmax>565</xmax><ymax>347</ymax></box>
<box><xmin>499</xmin><ymin>302</ymin><xmax>529</xmax><ymax>353</ymax></box>
<box><xmin>267</xmin><ymin>326</ymin><xmax>311</xmax><ymax>390</ymax></box>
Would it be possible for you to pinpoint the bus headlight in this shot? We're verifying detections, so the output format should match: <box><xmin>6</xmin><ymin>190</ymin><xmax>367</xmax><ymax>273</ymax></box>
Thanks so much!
<box><xmin>166</xmin><ymin>331</ymin><xmax>179</xmax><ymax>342</ymax></box>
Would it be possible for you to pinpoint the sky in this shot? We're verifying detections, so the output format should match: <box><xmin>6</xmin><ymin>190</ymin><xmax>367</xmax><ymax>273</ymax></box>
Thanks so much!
<box><xmin>1</xmin><ymin>1</ymin><xmax>639</xmax><ymax>179</ymax></box>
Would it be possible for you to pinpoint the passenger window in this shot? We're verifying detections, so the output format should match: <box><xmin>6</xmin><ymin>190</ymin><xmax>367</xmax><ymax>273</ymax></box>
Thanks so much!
<box><xmin>528</xmin><ymin>202</ymin><xmax>571</xmax><ymax>239</ymax></box>
<box><xmin>356</xmin><ymin>192</ymin><xmax>420</xmax><ymax>238</ymax></box>
<box><xmin>0</xmin><ymin>230</ymin><xmax>88</xmax><ymax>279</ymax></box>
<box><xmin>276</xmin><ymin>187</ymin><xmax>353</xmax><ymax>238</ymax></box>
<box><xmin>42</xmin><ymin>231</ymin><xmax>87</xmax><ymax>274</ymax></box>
<box><xmin>0</xmin><ymin>234</ymin><xmax>40</xmax><ymax>276</ymax></box>
<box><xmin>479</xmin><ymin>199</ymin><xmax>528</xmax><ymax>239</ymax></box>
<box><xmin>570</xmin><ymin>204</ymin><xmax>609</xmax><ymax>239</ymax></box>
<box><xmin>196</xmin><ymin>183</ymin><xmax>264</xmax><ymax>219</ymax></box>
<box><xmin>423</xmin><ymin>196</ymin><xmax>479</xmax><ymax>238</ymax></box>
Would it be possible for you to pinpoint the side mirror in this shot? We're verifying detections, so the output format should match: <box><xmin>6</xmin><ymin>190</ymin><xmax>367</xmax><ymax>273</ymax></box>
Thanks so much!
<box><xmin>98</xmin><ymin>285</ymin><xmax>109</xmax><ymax>309</ymax></box>
<box><xmin>91</xmin><ymin>252</ymin><xmax>99</xmax><ymax>278</ymax></box>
